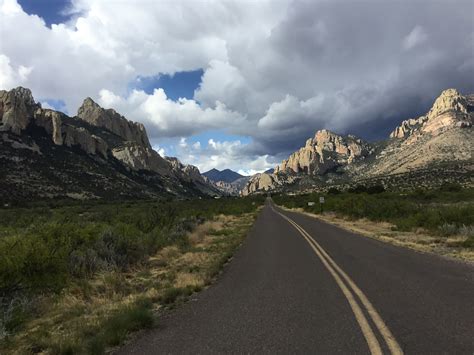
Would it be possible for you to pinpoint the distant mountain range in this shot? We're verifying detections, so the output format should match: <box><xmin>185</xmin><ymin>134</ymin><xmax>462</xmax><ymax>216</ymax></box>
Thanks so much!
<box><xmin>202</xmin><ymin>168</ymin><xmax>251</xmax><ymax>195</ymax></box>
<box><xmin>2</xmin><ymin>87</ymin><xmax>471</xmax><ymax>201</ymax></box>
<box><xmin>202</xmin><ymin>168</ymin><xmax>244</xmax><ymax>183</ymax></box>
<box><xmin>242</xmin><ymin>88</ymin><xmax>473</xmax><ymax>195</ymax></box>
<box><xmin>0</xmin><ymin>87</ymin><xmax>219</xmax><ymax>202</ymax></box>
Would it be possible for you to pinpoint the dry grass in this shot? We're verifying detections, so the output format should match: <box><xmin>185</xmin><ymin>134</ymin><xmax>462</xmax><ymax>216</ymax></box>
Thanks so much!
<box><xmin>1</xmin><ymin>213</ymin><xmax>257</xmax><ymax>354</ymax></box>
<box><xmin>285</xmin><ymin>207</ymin><xmax>474</xmax><ymax>263</ymax></box>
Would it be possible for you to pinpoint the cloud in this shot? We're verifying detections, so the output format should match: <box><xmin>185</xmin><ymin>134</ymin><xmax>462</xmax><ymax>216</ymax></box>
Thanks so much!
<box><xmin>403</xmin><ymin>26</ymin><xmax>428</xmax><ymax>50</ymax></box>
<box><xmin>0</xmin><ymin>54</ymin><xmax>32</xmax><ymax>89</ymax></box>
<box><xmin>97</xmin><ymin>88</ymin><xmax>245</xmax><ymax>138</ymax></box>
<box><xmin>175</xmin><ymin>138</ymin><xmax>277</xmax><ymax>174</ymax></box>
<box><xmin>1</xmin><ymin>0</ymin><xmax>473</xmax><ymax>170</ymax></box>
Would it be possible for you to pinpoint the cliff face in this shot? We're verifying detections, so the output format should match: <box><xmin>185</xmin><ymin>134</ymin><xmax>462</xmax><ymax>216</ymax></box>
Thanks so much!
<box><xmin>77</xmin><ymin>98</ymin><xmax>151</xmax><ymax>148</ymax></box>
<box><xmin>0</xmin><ymin>88</ymin><xmax>110</xmax><ymax>157</ymax></box>
<box><xmin>0</xmin><ymin>87</ymin><xmax>37</xmax><ymax>134</ymax></box>
<box><xmin>389</xmin><ymin>89</ymin><xmax>473</xmax><ymax>139</ymax></box>
<box><xmin>0</xmin><ymin>87</ymin><xmax>219</xmax><ymax>200</ymax></box>
<box><xmin>241</xmin><ymin>173</ymin><xmax>296</xmax><ymax>196</ymax></box>
<box><xmin>368</xmin><ymin>88</ymin><xmax>474</xmax><ymax>176</ymax></box>
<box><xmin>275</xmin><ymin>129</ymin><xmax>373</xmax><ymax>175</ymax></box>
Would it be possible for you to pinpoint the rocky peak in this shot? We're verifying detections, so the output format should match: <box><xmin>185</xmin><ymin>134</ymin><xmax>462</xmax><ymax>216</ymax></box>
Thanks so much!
<box><xmin>165</xmin><ymin>156</ymin><xmax>206</xmax><ymax>183</ymax></box>
<box><xmin>77</xmin><ymin>98</ymin><xmax>151</xmax><ymax>148</ymax></box>
<box><xmin>275</xmin><ymin>129</ymin><xmax>373</xmax><ymax>175</ymax></box>
<box><xmin>427</xmin><ymin>88</ymin><xmax>468</xmax><ymax>119</ymax></box>
<box><xmin>0</xmin><ymin>87</ymin><xmax>39</xmax><ymax>134</ymax></box>
<box><xmin>390</xmin><ymin>88</ymin><xmax>473</xmax><ymax>139</ymax></box>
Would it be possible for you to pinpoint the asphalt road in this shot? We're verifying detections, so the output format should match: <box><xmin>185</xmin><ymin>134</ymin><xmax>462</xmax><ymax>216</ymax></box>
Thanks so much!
<box><xmin>117</xmin><ymin>200</ymin><xmax>474</xmax><ymax>354</ymax></box>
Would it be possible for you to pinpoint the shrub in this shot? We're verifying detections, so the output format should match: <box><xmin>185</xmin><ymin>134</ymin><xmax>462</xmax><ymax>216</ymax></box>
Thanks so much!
<box><xmin>366</xmin><ymin>185</ymin><xmax>385</xmax><ymax>194</ymax></box>
<box><xmin>438</xmin><ymin>223</ymin><xmax>458</xmax><ymax>237</ymax></box>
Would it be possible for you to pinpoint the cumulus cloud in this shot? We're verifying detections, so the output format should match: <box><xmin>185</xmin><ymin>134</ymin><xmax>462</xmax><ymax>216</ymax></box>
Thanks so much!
<box><xmin>1</xmin><ymin>0</ymin><xmax>473</xmax><ymax>169</ymax></box>
<box><xmin>0</xmin><ymin>54</ymin><xmax>32</xmax><ymax>89</ymax></box>
<box><xmin>97</xmin><ymin>88</ymin><xmax>245</xmax><ymax>138</ymax></box>
<box><xmin>175</xmin><ymin>138</ymin><xmax>277</xmax><ymax>174</ymax></box>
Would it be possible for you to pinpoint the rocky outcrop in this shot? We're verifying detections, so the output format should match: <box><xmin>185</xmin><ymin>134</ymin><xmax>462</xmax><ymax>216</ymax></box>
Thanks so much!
<box><xmin>165</xmin><ymin>157</ymin><xmax>208</xmax><ymax>183</ymax></box>
<box><xmin>390</xmin><ymin>88</ymin><xmax>473</xmax><ymax>139</ymax></box>
<box><xmin>0</xmin><ymin>87</ymin><xmax>38</xmax><ymax>134</ymax></box>
<box><xmin>63</xmin><ymin>126</ymin><xmax>108</xmax><ymax>157</ymax></box>
<box><xmin>77</xmin><ymin>98</ymin><xmax>151</xmax><ymax>148</ymax></box>
<box><xmin>111</xmin><ymin>144</ymin><xmax>171</xmax><ymax>175</ymax></box>
<box><xmin>33</xmin><ymin>109</ymin><xmax>64</xmax><ymax>145</ymax></box>
<box><xmin>241</xmin><ymin>173</ymin><xmax>295</xmax><ymax>196</ymax></box>
<box><xmin>275</xmin><ymin>129</ymin><xmax>373</xmax><ymax>175</ymax></box>
<box><xmin>244</xmin><ymin>88</ymin><xmax>473</xmax><ymax>195</ymax></box>
<box><xmin>0</xmin><ymin>87</ymin><xmax>222</xmax><ymax>195</ymax></box>
<box><xmin>0</xmin><ymin>88</ymin><xmax>112</xmax><ymax>156</ymax></box>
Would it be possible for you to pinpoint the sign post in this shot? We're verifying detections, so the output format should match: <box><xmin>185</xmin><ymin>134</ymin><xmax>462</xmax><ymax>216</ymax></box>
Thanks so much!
<box><xmin>319</xmin><ymin>196</ymin><xmax>325</xmax><ymax>213</ymax></box>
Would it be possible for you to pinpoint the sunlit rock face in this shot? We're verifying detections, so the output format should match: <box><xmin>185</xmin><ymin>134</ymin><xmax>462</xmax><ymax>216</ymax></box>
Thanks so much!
<box><xmin>0</xmin><ymin>87</ymin><xmax>37</xmax><ymax>134</ymax></box>
<box><xmin>0</xmin><ymin>87</ymin><xmax>220</xmax><ymax>200</ymax></box>
<box><xmin>275</xmin><ymin>129</ymin><xmax>373</xmax><ymax>175</ymax></box>
<box><xmin>243</xmin><ymin>88</ymin><xmax>473</xmax><ymax>195</ymax></box>
<box><xmin>241</xmin><ymin>173</ymin><xmax>295</xmax><ymax>196</ymax></box>
<box><xmin>390</xmin><ymin>88</ymin><xmax>473</xmax><ymax>139</ymax></box>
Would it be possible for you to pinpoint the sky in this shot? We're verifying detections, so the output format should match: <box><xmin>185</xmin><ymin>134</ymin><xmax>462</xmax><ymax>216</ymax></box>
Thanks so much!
<box><xmin>1</xmin><ymin>0</ymin><xmax>473</xmax><ymax>174</ymax></box>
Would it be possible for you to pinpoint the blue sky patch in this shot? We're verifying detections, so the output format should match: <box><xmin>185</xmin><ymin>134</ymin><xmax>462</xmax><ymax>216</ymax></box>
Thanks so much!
<box><xmin>18</xmin><ymin>0</ymin><xmax>72</xmax><ymax>27</ymax></box>
<box><xmin>187</xmin><ymin>130</ymin><xmax>251</xmax><ymax>146</ymax></box>
<box><xmin>41</xmin><ymin>99</ymin><xmax>68</xmax><ymax>114</ymax></box>
<box><xmin>130</xmin><ymin>69</ymin><xmax>204</xmax><ymax>101</ymax></box>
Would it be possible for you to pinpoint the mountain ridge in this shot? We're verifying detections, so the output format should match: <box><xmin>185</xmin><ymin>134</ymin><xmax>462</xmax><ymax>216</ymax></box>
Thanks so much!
<box><xmin>242</xmin><ymin>88</ymin><xmax>473</xmax><ymax>195</ymax></box>
<box><xmin>0</xmin><ymin>87</ymin><xmax>219</xmax><ymax>201</ymax></box>
<box><xmin>202</xmin><ymin>168</ymin><xmax>244</xmax><ymax>183</ymax></box>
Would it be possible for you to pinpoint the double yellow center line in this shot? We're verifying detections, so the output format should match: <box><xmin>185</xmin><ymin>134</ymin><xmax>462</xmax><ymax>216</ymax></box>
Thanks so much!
<box><xmin>271</xmin><ymin>205</ymin><xmax>403</xmax><ymax>355</ymax></box>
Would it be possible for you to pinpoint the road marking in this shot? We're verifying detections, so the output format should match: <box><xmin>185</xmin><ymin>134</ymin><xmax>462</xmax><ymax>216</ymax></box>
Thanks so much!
<box><xmin>271</xmin><ymin>204</ymin><xmax>403</xmax><ymax>355</ymax></box>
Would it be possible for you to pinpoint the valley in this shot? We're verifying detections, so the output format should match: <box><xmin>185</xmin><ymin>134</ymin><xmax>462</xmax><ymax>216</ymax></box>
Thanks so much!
<box><xmin>0</xmin><ymin>86</ymin><xmax>473</xmax><ymax>354</ymax></box>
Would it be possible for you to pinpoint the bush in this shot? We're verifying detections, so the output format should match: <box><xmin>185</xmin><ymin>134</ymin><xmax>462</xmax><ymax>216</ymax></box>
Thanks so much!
<box><xmin>273</xmin><ymin>187</ymin><xmax>474</xmax><ymax>239</ymax></box>
<box><xmin>366</xmin><ymin>185</ymin><xmax>385</xmax><ymax>194</ymax></box>
<box><xmin>438</xmin><ymin>223</ymin><xmax>458</xmax><ymax>237</ymax></box>
<box><xmin>0</xmin><ymin>196</ymin><xmax>265</xmax><ymax>325</ymax></box>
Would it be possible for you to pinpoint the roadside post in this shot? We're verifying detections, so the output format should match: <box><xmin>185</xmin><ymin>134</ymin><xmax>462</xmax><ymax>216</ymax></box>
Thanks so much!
<box><xmin>319</xmin><ymin>196</ymin><xmax>325</xmax><ymax>213</ymax></box>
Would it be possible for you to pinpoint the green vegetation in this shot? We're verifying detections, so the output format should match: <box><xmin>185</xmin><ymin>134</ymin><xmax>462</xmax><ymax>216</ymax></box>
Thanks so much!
<box><xmin>0</xmin><ymin>196</ymin><xmax>264</xmax><ymax>354</ymax></box>
<box><xmin>273</xmin><ymin>185</ymin><xmax>474</xmax><ymax>242</ymax></box>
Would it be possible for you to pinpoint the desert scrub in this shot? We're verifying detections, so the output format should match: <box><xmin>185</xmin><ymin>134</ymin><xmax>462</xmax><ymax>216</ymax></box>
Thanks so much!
<box><xmin>0</xmin><ymin>198</ymin><xmax>262</xmax><ymax>354</ymax></box>
<box><xmin>273</xmin><ymin>186</ymin><xmax>474</xmax><ymax>250</ymax></box>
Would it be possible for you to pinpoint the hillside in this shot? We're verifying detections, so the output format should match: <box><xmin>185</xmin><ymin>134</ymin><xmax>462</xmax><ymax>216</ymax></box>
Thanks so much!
<box><xmin>242</xmin><ymin>88</ymin><xmax>473</xmax><ymax>195</ymax></box>
<box><xmin>0</xmin><ymin>87</ymin><xmax>219</xmax><ymax>202</ymax></box>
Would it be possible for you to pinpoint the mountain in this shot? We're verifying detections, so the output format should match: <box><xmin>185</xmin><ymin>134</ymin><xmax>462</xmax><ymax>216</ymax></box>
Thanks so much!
<box><xmin>202</xmin><ymin>168</ymin><xmax>244</xmax><ymax>183</ymax></box>
<box><xmin>274</xmin><ymin>129</ymin><xmax>374</xmax><ymax>175</ymax></box>
<box><xmin>242</xmin><ymin>88</ymin><xmax>473</xmax><ymax>195</ymax></box>
<box><xmin>0</xmin><ymin>87</ymin><xmax>219</xmax><ymax>202</ymax></box>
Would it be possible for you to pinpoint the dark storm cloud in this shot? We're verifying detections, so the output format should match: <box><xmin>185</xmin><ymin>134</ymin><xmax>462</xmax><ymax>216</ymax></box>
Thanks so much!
<box><xmin>223</xmin><ymin>0</ymin><xmax>474</xmax><ymax>154</ymax></box>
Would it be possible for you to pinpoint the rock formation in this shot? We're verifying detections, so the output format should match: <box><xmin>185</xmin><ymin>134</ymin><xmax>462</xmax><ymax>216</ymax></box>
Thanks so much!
<box><xmin>0</xmin><ymin>87</ymin><xmax>219</xmax><ymax>200</ymax></box>
<box><xmin>243</xmin><ymin>88</ymin><xmax>473</xmax><ymax>195</ymax></box>
<box><xmin>0</xmin><ymin>87</ymin><xmax>38</xmax><ymax>134</ymax></box>
<box><xmin>241</xmin><ymin>173</ymin><xmax>295</xmax><ymax>196</ymax></box>
<box><xmin>165</xmin><ymin>157</ymin><xmax>207</xmax><ymax>183</ymax></box>
<box><xmin>390</xmin><ymin>88</ymin><xmax>473</xmax><ymax>139</ymax></box>
<box><xmin>275</xmin><ymin>129</ymin><xmax>373</xmax><ymax>175</ymax></box>
<box><xmin>77</xmin><ymin>98</ymin><xmax>151</xmax><ymax>148</ymax></box>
